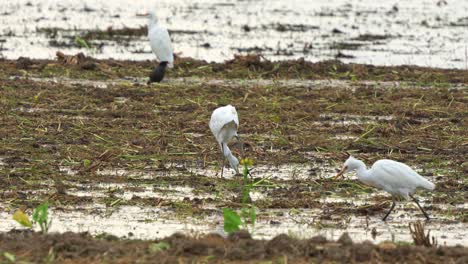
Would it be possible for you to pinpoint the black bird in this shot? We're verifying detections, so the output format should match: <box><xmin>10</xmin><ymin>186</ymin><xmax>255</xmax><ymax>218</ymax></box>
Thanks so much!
<box><xmin>148</xmin><ymin>61</ymin><xmax>168</xmax><ymax>83</ymax></box>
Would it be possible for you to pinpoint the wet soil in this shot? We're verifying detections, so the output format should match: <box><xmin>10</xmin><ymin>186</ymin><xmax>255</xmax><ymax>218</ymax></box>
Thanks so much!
<box><xmin>1</xmin><ymin>230</ymin><xmax>467</xmax><ymax>263</ymax></box>
<box><xmin>0</xmin><ymin>56</ymin><xmax>467</xmax><ymax>207</ymax></box>
<box><xmin>0</xmin><ymin>56</ymin><xmax>467</xmax><ymax>262</ymax></box>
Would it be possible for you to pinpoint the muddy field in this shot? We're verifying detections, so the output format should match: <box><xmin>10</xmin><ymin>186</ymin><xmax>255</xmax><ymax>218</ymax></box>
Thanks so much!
<box><xmin>0</xmin><ymin>54</ymin><xmax>467</xmax><ymax>262</ymax></box>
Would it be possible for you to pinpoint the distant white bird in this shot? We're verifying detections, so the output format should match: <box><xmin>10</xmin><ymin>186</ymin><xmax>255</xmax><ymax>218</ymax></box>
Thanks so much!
<box><xmin>209</xmin><ymin>105</ymin><xmax>240</xmax><ymax>177</ymax></box>
<box><xmin>145</xmin><ymin>11</ymin><xmax>174</xmax><ymax>83</ymax></box>
<box><xmin>334</xmin><ymin>156</ymin><xmax>435</xmax><ymax>221</ymax></box>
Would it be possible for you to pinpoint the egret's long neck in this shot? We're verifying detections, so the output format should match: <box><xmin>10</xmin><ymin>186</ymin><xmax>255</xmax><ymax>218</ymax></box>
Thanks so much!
<box><xmin>222</xmin><ymin>143</ymin><xmax>239</xmax><ymax>173</ymax></box>
<box><xmin>222</xmin><ymin>143</ymin><xmax>236</xmax><ymax>163</ymax></box>
<box><xmin>354</xmin><ymin>160</ymin><xmax>372</xmax><ymax>184</ymax></box>
<box><xmin>221</xmin><ymin>143</ymin><xmax>231</xmax><ymax>157</ymax></box>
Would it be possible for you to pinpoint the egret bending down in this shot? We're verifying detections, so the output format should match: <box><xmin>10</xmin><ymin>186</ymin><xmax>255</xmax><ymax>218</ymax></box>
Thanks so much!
<box><xmin>209</xmin><ymin>105</ymin><xmax>240</xmax><ymax>177</ymax></box>
<box><xmin>146</xmin><ymin>11</ymin><xmax>174</xmax><ymax>83</ymax></box>
<box><xmin>335</xmin><ymin>156</ymin><xmax>435</xmax><ymax>221</ymax></box>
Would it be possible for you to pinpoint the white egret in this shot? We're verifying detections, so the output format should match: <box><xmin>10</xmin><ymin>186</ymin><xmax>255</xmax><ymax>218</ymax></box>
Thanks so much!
<box><xmin>209</xmin><ymin>105</ymin><xmax>241</xmax><ymax>177</ymax></box>
<box><xmin>334</xmin><ymin>156</ymin><xmax>435</xmax><ymax>221</ymax></box>
<box><xmin>144</xmin><ymin>11</ymin><xmax>174</xmax><ymax>83</ymax></box>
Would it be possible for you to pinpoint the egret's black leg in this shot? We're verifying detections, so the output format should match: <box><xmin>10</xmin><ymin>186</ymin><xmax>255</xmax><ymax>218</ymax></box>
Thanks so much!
<box><xmin>383</xmin><ymin>198</ymin><xmax>397</xmax><ymax>221</ymax></box>
<box><xmin>410</xmin><ymin>195</ymin><xmax>430</xmax><ymax>220</ymax></box>
<box><xmin>148</xmin><ymin>61</ymin><xmax>168</xmax><ymax>83</ymax></box>
<box><xmin>220</xmin><ymin>143</ymin><xmax>225</xmax><ymax>178</ymax></box>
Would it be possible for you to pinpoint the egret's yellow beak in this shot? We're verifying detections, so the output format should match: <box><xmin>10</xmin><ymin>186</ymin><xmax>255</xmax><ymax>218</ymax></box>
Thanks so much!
<box><xmin>333</xmin><ymin>165</ymin><xmax>348</xmax><ymax>180</ymax></box>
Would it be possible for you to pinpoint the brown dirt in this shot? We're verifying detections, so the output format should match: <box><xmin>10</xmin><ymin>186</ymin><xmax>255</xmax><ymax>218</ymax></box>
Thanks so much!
<box><xmin>1</xmin><ymin>230</ymin><xmax>467</xmax><ymax>263</ymax></box>
<box><xmin>1</xmin><ymin>53</ymin><xmax>468</xmax><ymax>83</ymax></box>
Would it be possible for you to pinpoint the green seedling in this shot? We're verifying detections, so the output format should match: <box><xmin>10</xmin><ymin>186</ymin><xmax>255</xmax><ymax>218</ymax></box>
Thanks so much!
<box><xmin>75</xmin><ymin>36</ymin><xmax>91</xmax><ymax>49</ymax></box>
<box><xmin>33</xmin><ymin>202</ymin><xmax>52</xmax><ymax>233</ymax></box>
<box><xmin>12</xmin><ymin>201</ymin><xmax>52</xmax><ymax>234</ymax></box>
<box><xmin>223</xmin><ymin>208</ymin><xmax>242</xmax><ymax>233</ymax></box>
<box><xmin>83</xmin><ymin>159</ymin><xmax>91</xmax><ymax>167</ymax></box>
<box><xmin>148</xmin><ymin>242</ymin><xmax>171</xmax><ymax>253</ymax></box>
<box><xmin>223</xmin><ymin>158</ymin><xmax>257</xmax><ymax>234</ymax></box>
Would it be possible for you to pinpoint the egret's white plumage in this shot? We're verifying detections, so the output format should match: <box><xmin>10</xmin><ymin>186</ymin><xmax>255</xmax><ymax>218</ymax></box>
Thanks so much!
<box><xmin>209</xmin><ymin>105</ymin><xmax>240</xmax><ymax>176</ymax></box>
<box><xmin>147</xmin><ymin>11</ymin><xmax>174</xmax><ymax>67</ymax></box>
<box><xmin>335</xmin><ymin>156</ymin><xmax>435</xmax><ymax>220</ymax></box>
<box><xmin>209</xmin><ymin>105</ymin><xmax>239</xmax><ymax>145</ymax></box>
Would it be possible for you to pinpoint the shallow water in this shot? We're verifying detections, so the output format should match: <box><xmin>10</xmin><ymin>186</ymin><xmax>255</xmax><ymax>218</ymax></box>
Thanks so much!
<box><xmin>1</xmin><ymin>0</ymin><xmax>468</xmax><ymax>69</ymax></box>
<box><xmin>56</xmin><ymin>162</ymin><xmax>335</xmax><ymax>181</ymax></box>
<box><xmin>66</xmin><ymin>182</ymin><xmax>218</xmax><ymax>201</ymax></box>
<box><xmin>1</xmin><ymin>204</ymin><xmax>466</xmax><ymax>246</ymax></box>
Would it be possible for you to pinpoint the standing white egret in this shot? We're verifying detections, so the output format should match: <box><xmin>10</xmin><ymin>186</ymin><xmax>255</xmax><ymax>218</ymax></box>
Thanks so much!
<box><xmin>334</xmin><ymin>156</ymin><xmax>435</xmax><ymax>221</ymax></box>
<box><xmin>209</xmin><ymin>105</ymin><xmax>241</xmax><ymax>177</ymax></box>
<box><xmin>145</xmin><ymin>11</ymin><xmax>174</xmax><ymax>83</ymax></box>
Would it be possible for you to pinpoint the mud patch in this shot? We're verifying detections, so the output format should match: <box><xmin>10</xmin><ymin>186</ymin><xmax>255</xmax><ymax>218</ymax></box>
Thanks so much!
<box><xmin>4</xmin><ymin>55</ymin><xmax>468</xmax><ymax>83</ymax></box>
<box><xmin>0</xmin><ymin>230</ymin><xmax>467</xmax><ymax>263</ymax></box>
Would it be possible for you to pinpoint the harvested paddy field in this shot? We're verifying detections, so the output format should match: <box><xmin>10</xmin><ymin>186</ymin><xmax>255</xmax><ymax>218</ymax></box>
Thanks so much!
<box><xmin>0</xmin><ymin>55</ymin><xmax>467</xmax><ymax>263</ymax></box>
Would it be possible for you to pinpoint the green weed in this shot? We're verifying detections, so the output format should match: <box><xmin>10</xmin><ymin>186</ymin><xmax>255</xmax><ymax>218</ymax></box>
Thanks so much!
<box><xmin>223</xmin><ymin>158</ymin><xmax>257</xmax><ymax>234</ymax></box>
<box><xmin>12</xmin><ymin>201</ymin><xmax>52</xmax><ymax>234</ymax></box>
